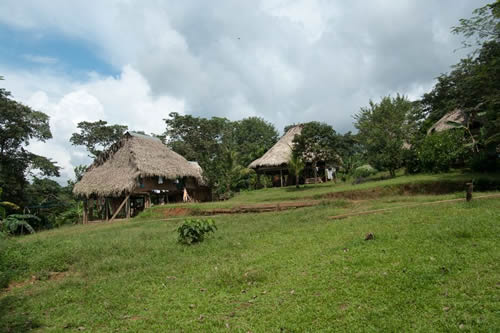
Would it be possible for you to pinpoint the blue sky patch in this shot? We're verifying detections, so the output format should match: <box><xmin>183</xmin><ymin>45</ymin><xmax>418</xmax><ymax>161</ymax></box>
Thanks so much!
<box><xmin>0</xmin><ymin>24</ymin><xmax>117</xmax><ymax>77</ymax></box>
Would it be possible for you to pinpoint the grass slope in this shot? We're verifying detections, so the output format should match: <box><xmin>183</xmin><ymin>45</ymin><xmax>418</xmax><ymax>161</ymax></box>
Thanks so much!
<box><xmin>146</xmin><ymin>171</ymin><xmax>500</xmax><ymax>212</ymax></box>
<box><xmin>1</xmin><ymin>194</ymin><xmax>499</xmax><ymax>331</ymax></box>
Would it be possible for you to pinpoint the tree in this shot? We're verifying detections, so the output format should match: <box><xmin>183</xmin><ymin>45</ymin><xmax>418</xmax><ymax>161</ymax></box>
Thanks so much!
<box><xmin>0</xmin><ymin>78</ymin><xmax>60</xmax><ymax>205</ymax></box>
<box><xmin>70</xmin><ymin>120</ymin><xmax>128</xmax><ymax>158</ymax></box>
<box><xmin>452</xmin><ymin>1</ymin><xmax>499</xmax><ymax>49</ymax></box>
<box><xmin>164</xmin><ymin>113</ymin><xmax>274</xmax><ymax>195</ymax></box>
<box><xmin>288</xmin><ymin>153</ymin><xmax>305</xmax><ymax>188</ymax></box>
<box><xmin>354</xmin><ymin>95</ymin><xmax>418</xmax><ymax>177</ymax></box>
<box><xmin>292</xmin><ymin>122</ymin><xmax>340</xmax><ymax>183</ymax></box>
<box><xmin>233</xmin><ymin>117</ymin><xmax>278</xmax><ymax>167</ymax></box>
<box><xmin>421</xmin><ymin>2</ymin><xmax>500</xmax><ymax>170</ymax></box>
<box><xmin>164</xmin><ymin>112</ymin><xmax>234</xmax><ymax>194</ymax></box>
<box><xmin>335</xmin><ymin>131</ymin><xmax>365</xmax><ymax>175</ymax></box>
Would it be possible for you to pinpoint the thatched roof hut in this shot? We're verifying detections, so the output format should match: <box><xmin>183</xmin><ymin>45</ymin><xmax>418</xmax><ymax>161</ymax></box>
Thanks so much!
<box><xmin>248</xmin><ymin>125</ymin><xmax>303</xmax><ymax>169</ymax></box>
<box><xmin>73</xmin><ymin>132</ymin><xmax>205</xmax><ymax>198</ymax></box>
<box><xmin>427</xmin><ymin>109</ymin><xmax>466</xmax><ymax>134</ymax></box>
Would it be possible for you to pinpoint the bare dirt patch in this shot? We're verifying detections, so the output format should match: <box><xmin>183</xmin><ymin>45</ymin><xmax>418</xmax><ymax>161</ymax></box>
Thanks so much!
<box><xmin>163</xmin><ymin>207</ymin><xmax>192</xmax><ymax>218</ymax></box>
<box><xmin>5</xmin><ymin>271</ymin><xmax>71</xmax><ymax>292</ymax></box>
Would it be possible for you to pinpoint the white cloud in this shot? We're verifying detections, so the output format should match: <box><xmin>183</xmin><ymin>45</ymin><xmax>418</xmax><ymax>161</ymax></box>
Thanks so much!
<box><xmin>1</xmin><ymin>65</ymin><xmax>184</xmax><ymax>183</ymax></box>
<box><xmin>0</xmin><ymin>0</ymin><xmax>491</xmax><ymax>182</ymax></box>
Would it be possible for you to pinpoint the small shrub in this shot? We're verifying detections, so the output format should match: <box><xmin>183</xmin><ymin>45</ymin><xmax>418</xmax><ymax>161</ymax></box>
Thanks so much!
<box><xmin>353</xmin><ymin>164</ymin><xmax>377</xmax><ymax>178</ymax></box>
<box><xmin>1</xmin><ymin>214</ymin><xmax>38</xmax><ymax>235</ymax></box>
<box><xmin>177</xmin><ymin>219</ymin><xmax>217</xmax><ymax>245</ymax></box>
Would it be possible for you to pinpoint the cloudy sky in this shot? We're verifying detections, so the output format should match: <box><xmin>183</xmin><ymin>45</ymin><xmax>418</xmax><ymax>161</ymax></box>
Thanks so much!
<box><xmin>0</xmin><ymin>0</ymin><xmax>487</xmax><ymax>183</ymax></box>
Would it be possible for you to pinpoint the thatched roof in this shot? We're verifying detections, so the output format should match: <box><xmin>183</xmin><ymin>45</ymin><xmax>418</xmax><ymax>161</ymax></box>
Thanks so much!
<box><xmin>248</xmin><ymin>125</ymin><xmax>303</xmax><ymax>169</ymax></box>
<box><xmin>427</xmin><ymin>109</ymin><xmax>466</xmax><ymax>134</ymax></box>
<box><xmin>73</xmin><ymin>132</ymin><xmax>206</xmax><ymax>198</ymax></box>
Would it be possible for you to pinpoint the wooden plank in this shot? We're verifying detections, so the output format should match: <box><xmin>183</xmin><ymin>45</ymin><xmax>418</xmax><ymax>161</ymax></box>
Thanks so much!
<box><xmin>109</xmin><ymin>194</ymin><xmax>130</xmax><ymax>223</ymax></box>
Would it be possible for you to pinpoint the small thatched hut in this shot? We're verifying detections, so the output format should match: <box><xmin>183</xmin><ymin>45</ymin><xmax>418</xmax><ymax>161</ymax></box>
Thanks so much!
<box><xmin>73</xmin><ymin>132</ymin><xmax>210</xmax><ymax>223</ymax></box>
<box><xmin>427</xmin><ymin>109</ymin><xmax>467</xmax><ymax>134</ymax></box>
<box><xmin>249</xmin><ymin>125</ymin><xmax>334</xmax><ymax>186</ymax></box>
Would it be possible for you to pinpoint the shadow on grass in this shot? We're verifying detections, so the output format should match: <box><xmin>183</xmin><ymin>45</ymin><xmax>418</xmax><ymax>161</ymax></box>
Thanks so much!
<box><xmin>0</xmin><ymin>294</ymin><xmax>41</xmax><ymax>332</ymax></box>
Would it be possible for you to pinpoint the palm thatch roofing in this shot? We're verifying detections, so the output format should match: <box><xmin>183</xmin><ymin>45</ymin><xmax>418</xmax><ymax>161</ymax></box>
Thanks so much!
<box><xmin>248</xmin><ymin>125</ymin><xmax>303</xmax><ymax>169</ymax></box>
<box><xmin>73</xmin><ymin>132</ymin><xmax>206</xmax><ymax>198</ymax></box>
<box><xmin>427</xmin><ymin>109</ymin><xmax>466</xmax><ymax>134</ymax></box>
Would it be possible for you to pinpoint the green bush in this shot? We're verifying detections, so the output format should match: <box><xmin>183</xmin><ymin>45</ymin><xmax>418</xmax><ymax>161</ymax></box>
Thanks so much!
<box><xmin>353</xmin><ymin>164</ymin><xmax>377</xmax><ymax>178</ymax></box>
<box><xmin>1</xmin><ymin>214</ymin><xmax>38</xmax><ymax>235</ymax></box>
<box><xmin>416</xmin><ymin>130</ymin><xmax>466</xmax><ymax>173</ymax></box>
<box><xmin>177</xmin><ymin>218</ymin><xmax>217</xmax><ymax>245</ymax></box>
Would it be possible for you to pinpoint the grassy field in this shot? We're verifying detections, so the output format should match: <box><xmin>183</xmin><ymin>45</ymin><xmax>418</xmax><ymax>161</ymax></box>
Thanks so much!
<box><xmin>1</xmin><ymin>173</ymin><xmax>500</xmax><ymax>332</ymax></box>
<box><xmin>145</xmin><ymin>171</ymin><xmax>500</xmax><ymax>212</ymax></box>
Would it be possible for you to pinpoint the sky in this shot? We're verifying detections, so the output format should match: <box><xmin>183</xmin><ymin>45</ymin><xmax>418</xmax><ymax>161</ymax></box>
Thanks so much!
<box><xmin>0</xmin><ymin>0</ymin><xmax>488</xmax><ymax>183</ymax></box>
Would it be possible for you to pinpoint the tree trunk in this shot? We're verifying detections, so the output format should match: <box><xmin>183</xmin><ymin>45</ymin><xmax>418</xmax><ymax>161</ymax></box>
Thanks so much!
<box><xmin>296</xmin><ymin>174</ymin><xmax>299</xmax><ymax>188</ymax></box>
<box><xmin>390</xmin><ymin>169</ymin><xmax>396</xmax><ymax>178</ymax></box>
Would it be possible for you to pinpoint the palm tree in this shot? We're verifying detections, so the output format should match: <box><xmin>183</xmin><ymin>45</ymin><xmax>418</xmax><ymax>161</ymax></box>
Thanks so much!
<box><xmin>288</xmin><ymin>154</ymin><xmax>305</xmax><ymax>188</ymax></box>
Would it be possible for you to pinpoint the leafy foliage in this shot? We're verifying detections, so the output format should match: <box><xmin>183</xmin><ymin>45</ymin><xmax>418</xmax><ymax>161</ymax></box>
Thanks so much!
<box><xmin>421</xmin><ymin>3</ymin><xmax>500</xmax><ymax>170</ymax></box>
<box><xmin>164</xmin><ymin>112</ymin><xmax>277</xmax><ymax>195</ymax></box>
<box><xmin>1</xmin><ymin>214</ymin><xmax>38</xmax><ymax>235</ymax></box>
<box><xmin>177</xmin><ymin>218</ymin><xmax>217</xmax><ymax>244</ymax></box>
<box><xmin>451</xmin><ymin>1</ymin><xmax>500</xmax><ymax>49</ymax></box>
<box><xmin>292</xmin><ymin>122</ymin><xmax>340</xmax><ymax>182</ymax></box>
<box><xmin>353</xmin><ymin>164</ymin><xmax>378</xmax><ymax>179</ymax></box>
<box><xmin>70</xmin><ymin>120</ymin><xmax>128</xmax><ymax>158</ymax></box>
<box><xmin>55</xmin><ymin>202</ymin><xmax>83</xmax><ymax>227</ymax></box>
<box><xmin>0</xmin><ymin>81</ymin><xmax>60</xmax><ymax>205</ymax></box>
<box><xmin>354</xmin><ymin>95</ymin><xmax>419</xmax><ymax>177</ymax></box>
<box><xmin>288</xmin><ymin>153</ymin><xmax>305</xmax><ymax>188</ymax></box>
<box><xmin>415</xmin><ymin>130</ymin><xmax>467</xmax><ymax>173</ymax></box>
<box><xmin>336</xmin><ymin>132</ymin><xmax>365</xmax><ymax>175</ymax></box>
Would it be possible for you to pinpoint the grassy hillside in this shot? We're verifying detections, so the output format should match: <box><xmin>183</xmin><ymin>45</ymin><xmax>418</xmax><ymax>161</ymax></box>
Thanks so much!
<box><xmin>1</xmin><ymin>177</ymin><xmax>499</xmax><ymax>331</ymax></box>
<box><xmin>142</xmin><ymin>171</ymin><xmax>500</xmax><ymax>216</ymax></box>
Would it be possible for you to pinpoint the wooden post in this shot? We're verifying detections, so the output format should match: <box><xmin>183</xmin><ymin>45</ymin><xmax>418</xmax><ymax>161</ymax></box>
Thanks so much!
<box><xmin>83</xmin><ymin>199</ymin><xmax>88</xmax><ymax>224</ymax></box>
<box><xmin>126</xmin><ymin>196</ymin><xmax>131</xmax><ymax>219</ymax></box>
<box><xmin>88</xmin><ymin>198</ymin><xmax>94</xmax><ymax>221</ymax></box>
<box><xmin>109</xmin><ymin>194</ymin><xmax>130</xmax><ymax>222</ymax></box>
<box><xmin>280</xmin><ymin>169</ymin><xmax>284</xmax><ymax>187</ymax></box>
<box><xmin>466</xmin><ymin>182</ymin><xmax>473</xmax><ymax>202</ymax></box>
<box><xmin>105</xmin><ymin>198</ymin><xmax>109</xmax><ymax>222</ymax></box>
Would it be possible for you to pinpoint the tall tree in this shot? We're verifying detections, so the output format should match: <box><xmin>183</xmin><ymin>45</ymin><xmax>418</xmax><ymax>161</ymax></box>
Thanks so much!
<box><xmin>354</xmin><ymin>95</ymin><xmax>418</xmax><ymax>177</ymax></box>
<box><xmin>164</xmin><ymin>112</ymin><xmax>234</xmax><ymax>192</ymax></box>
<box><xmin>70</xmin><ymin>120</ymin><xmax>128</xmax><ymax>158</ymax></box>
<box><xmin>292</xmin><ymin>122</ymin><xmax>340</xmax><ymax>183</ymax></box>
<box><xmin>233</xmin><ymin>117</ymin><xmax>278</xmax><ymax>167</ymax></box>
<box><xmin>421</xmin><ymin>2</ymin><xmax>500</xmax><ymax>169</ymax></box>
<box><xmin>0</xmin><ymin>78</ymin><xmax>60</xmax><ymax>205</ymax></box>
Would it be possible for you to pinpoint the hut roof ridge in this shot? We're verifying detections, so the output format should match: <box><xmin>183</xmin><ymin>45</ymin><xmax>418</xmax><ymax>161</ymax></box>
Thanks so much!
<box><xmin>248</xmin><ymin>125</ymin><xmax>303</xmax><ymax>169</ymax></box>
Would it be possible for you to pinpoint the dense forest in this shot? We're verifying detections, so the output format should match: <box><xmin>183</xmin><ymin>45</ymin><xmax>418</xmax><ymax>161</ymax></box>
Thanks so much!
<box><xmin>0</xmin><ymin>1</ymin><xmax>498</xmax><ymax>234</ymax></box>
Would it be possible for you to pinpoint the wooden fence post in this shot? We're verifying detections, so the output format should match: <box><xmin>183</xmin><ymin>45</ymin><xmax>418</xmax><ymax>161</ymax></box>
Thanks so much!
<box><xmin>466</xmin><ymin>182</ymin><xmax>473</xmax><ymax>202</ymax></box>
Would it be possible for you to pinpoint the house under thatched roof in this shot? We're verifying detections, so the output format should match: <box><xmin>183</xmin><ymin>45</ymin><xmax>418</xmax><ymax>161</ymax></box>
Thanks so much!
<box><xmin>248</xmin><ymin>125</ymin><xmax>303</xmax><ymax>170</ymax></box>
<box><xmin>427</xmin><ymin>109</ymin><xmax>466</xmax><ymax>134</ymax></box>
<box><xmin>74</xmin><ymin>132</ymin><xmax>206</xmax><ymax>198</ymax></box>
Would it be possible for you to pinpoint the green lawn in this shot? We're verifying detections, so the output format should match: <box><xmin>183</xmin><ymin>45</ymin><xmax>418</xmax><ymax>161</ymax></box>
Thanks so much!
<box><xmin>144</xmin><ymin>171</ymin><xmax>500</xmax><ymax>213</ymax></box>
<box><xmin>1</xmin><ymin>190</ymin><xmax>499</xmax><ymax>331</ymax></box>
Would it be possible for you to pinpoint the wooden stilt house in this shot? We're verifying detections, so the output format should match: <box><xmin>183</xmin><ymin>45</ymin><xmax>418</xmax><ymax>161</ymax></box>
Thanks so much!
<box><xmin>73</xmin><ymin>132</ymin><xmax>210</xmax><ymax>223</ymax></box>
